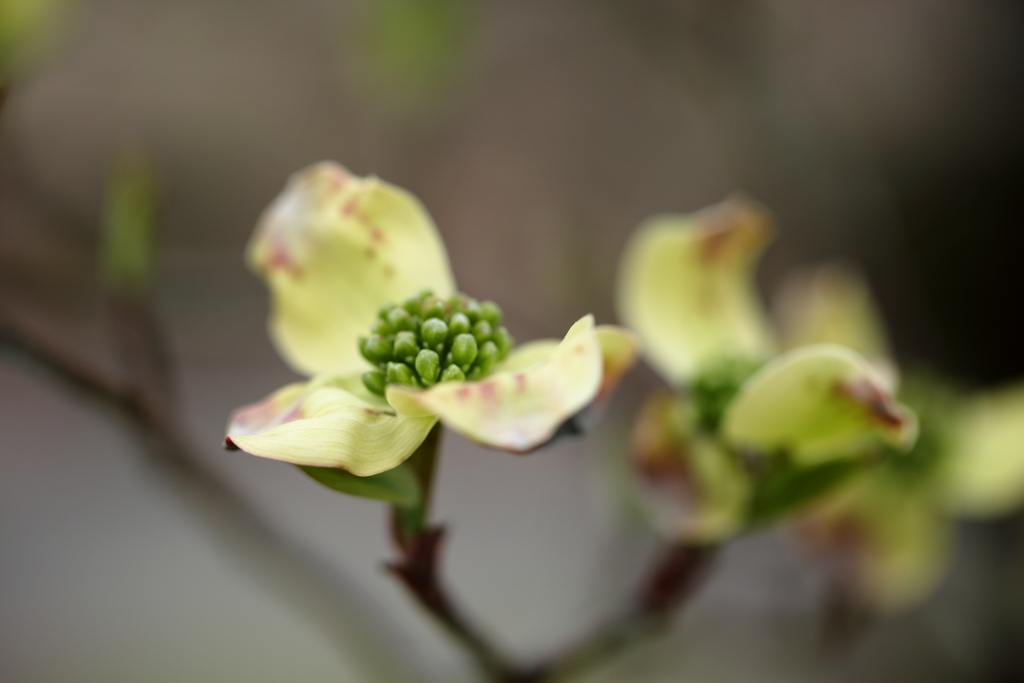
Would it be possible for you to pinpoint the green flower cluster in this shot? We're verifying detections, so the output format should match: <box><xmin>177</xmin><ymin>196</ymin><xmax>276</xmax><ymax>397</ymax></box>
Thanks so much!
<box><xmin>690</xmin><ymin>356</ymin><xmax>763</xmax><ymax>433</ymax></box>
<box><xmin>359</xmin><ymin>289</ymin><xmax>515</xmax><ymax>395</ymax></box>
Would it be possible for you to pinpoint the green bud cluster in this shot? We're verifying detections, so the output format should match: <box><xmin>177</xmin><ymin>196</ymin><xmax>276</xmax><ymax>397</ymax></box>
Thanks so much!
<box><xmin>690</xmin><ymin>356</ymin><xmax>763</xmax><ymax>433</ymax></box>
<box><xmin>358</xmin><ymin>289</ymin><xmax>515</xmax><ymax>395</ymax></box>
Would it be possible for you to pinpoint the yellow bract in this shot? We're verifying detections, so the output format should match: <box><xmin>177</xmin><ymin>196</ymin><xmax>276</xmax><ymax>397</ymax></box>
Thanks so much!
<box><xmin>774</xmin><ymin>264</ymin><xmax>898</xmax><ymax>391</ymax></box>
<box><xmin>944</xmin><ymin>382</ymin><xmax>1024</xmax><ymax>518</ymax></box>
<box><xmin>248</xmin><ymin>162</ymin><xmax>456</xmax><ymax>376</ymax></box>
<box><xmin>616</xmin><ymin>196</ymin><xmax>775</xmax><ymax>385</ymax></box>
<box><xmin>387</xmin><ymin>315</ymin><xmax>613</xmax><ymax>452</ymax></box>
<box><xmin>722</xmin><ymin>345</ymin><xmax>916</xmax><ymax>465</ymax></box>
<box><xmin>227</xmin><ymin>380</ymin><xmax>438</xmax><ymax>476</ymax></box>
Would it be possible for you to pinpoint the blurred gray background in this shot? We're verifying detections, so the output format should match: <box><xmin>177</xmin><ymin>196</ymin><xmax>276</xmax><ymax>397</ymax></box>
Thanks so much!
<box><xmin>2</xmin><ymin>0</ymin><xmax>1023</xmax><ymax>681</ymax></box>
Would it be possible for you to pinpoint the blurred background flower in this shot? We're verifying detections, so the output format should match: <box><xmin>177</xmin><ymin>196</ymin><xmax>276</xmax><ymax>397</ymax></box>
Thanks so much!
<box><xmin>2</xmin><ymin>1</ymin><xmax>1024</xmax><ymax>682</ymax></box>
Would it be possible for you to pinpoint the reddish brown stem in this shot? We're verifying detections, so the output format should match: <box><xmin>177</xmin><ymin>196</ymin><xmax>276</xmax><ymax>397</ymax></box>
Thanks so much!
<box><xmin>389</xmin><ymin>516</ymin><xmax>717</xmax><ymax>683</ymax></box>
<box><xmin>389</xmin><ymin>525</ymin><xmax>524</xmax><ymax>682</ymax></box>
<box><xmin>0</xmin><ymin>298</ymin><xmax>414</xmax><ymax>681</ymax></box>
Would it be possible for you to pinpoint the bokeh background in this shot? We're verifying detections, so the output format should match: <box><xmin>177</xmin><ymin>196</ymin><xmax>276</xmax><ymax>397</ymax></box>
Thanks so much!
<box><xmin>2</xmin><ymin>0</ymin><xmax>1024</xmax><ymax>681</ymax></box>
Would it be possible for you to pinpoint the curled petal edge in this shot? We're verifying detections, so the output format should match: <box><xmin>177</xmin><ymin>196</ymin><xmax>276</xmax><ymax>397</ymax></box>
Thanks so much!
<box><xmin>723</xmin><ymin>344</ymin><xmax>918</xmax><ymax>464</ymax></box>
<box><xmin>387</xmin><ymin>315</ymin><xmax>613</xmax><ymax>452</ymax></box>
<box><xmin>226</xmin><ymin>381</ymin><xmax>437</xmax><ymax>476</ymax></box>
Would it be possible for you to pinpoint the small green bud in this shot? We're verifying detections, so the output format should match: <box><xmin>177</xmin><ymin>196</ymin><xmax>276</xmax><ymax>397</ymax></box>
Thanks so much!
<box><xmin>479</xmin><ymin>300</ymin><xmax>502</xmax><ymax>326</ymax></box>
<box><xmin>387</xmin><ymin>307</ymin><xmax>416</xmax><ymax>332</ymax></box>
<box><xmin>362</xmin><ymin>370</ymin><xmax>387</xmax><ymax>396</ymax></box>
<box><xmin>393</xmin><ymin>331</ymin><xmax>419</xmax><ymax>363</ymax></box>
<box><xmin>421</xmin><ymin>317</ymin><xmax>448</xmax><ymax>351</ymax></box>
<box><xmin>450</xmin><ymin>333</ymin><xmax>478</xmax><ymax>370</ymax></box>
<box><xmin>378</xmin><ymin>303</ymin><xmax>397</xmax><ymax>319</ymax></box>
<box><xmin>475</xmin><ymin>340</ymin><xmax>499</xmax><ymax>376</ymax></box>
<box><xmin>440</xmin><ymin>364</ymin><xmax>466</xmax><ymax>382</ymax></box>
<box><xmin>472</xmin><ymin>320</ymin><xmax>493</xmax><ymax>344</ymax></box>
<box><xmin>449</xmin><ymin>312</ymin><xmax>471</xmax><ymax>336</ymax></box>
<box><xmin>447</xmin><ymin>294</ymin><xmax>468</xmax><ymax>311</ymax></box>
<box><xmin>422</xmin><ymin>296</ymin><xmax>447</xmax><ymax>320</ymax></box>
<box><xmin>371</xmin><ymin>318</ymin><xmax>392</xmax><ymax>336</ymax></box>
<box><xmin>361</xmin><ymin>334</ymin><xmax>393</xmax><ymax>364</ymax></box>
<box><xmin>467</xmin><ymin>366</ymin><xmax>483</xmax><ymax>381</ymax></box>
<box><xmin>402</xmin><ymin>289</ymin><xmax>432</xmax><ymax>315</ymax></box>
<box><xmin>415</xmin><ymin>349</ymin><xmax>441</xmax><ymax>385</ymax></box>
<box><xmin>386</xmin><ymin>362</ymin><xmax>419</xmax><ymax>387</ymax></box>
<box><xmin>462</xmin><ymin>299</ymin><xmax>482</xmax><ymax>323</ymax></box>
<box><xmin>493</xmin><ymin>326</ymin><xmax>514</xmax><ymax>360</ymax></box>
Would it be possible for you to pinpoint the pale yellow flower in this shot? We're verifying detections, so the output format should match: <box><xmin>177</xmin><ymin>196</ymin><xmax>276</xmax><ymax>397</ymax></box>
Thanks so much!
<box><xmin>226</xmin><ymin>162</ymin><xmax>637</xmax><ymax>479</ymax></box>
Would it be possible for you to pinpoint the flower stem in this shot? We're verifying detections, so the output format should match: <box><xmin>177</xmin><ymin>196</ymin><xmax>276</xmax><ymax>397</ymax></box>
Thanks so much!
<box><xmin>388</xmin><ymin>526</ymin><xmax>524</xmax><ymax>682</ymax></box>
<box><xmin>391</xmin><ymin>423</ymin><xmax>443</xmax><ymax>549</ymax></box>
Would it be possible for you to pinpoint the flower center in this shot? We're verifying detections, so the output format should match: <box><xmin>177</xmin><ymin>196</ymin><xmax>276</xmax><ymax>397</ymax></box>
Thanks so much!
<box><xmin>358</xmin><ymin>289</ymin><xmax>515</xmax><ymax>395</ymax></box>
<box><xmin>690</xmin><ymin>356</ymin><xmax>763</xmax><ymax>432</ymax></box>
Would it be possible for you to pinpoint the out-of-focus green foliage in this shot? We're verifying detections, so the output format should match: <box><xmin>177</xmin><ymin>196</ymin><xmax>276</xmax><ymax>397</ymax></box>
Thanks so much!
<box><xmin>100</xmin><ymin>149</ymin><xmax>160</xmax><ymax>298</ymax></box>
<box><xmin>0</xmin><ymin>0</ymin><xmax>65</xmax><ymax>78</ymax></box>
<box><xmin>345</xmin><ymin>0</ymin><xmax>476</xmax><ymax>115</ymax></box>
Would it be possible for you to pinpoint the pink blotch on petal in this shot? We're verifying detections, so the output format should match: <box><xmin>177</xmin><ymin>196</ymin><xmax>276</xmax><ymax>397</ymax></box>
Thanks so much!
<box><xmin>837</xmin><ymin>378</ymin><xmax>906</xmax><ymax>430</ymax></box>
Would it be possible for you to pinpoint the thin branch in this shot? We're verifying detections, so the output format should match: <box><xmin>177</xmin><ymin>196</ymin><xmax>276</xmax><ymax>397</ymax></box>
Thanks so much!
<box><xmin>389</xmin><ymin>526</ymin><xmax>523</xmax><ymax>682</ymax></box>
<box><xmin>0</xmin><ymin>299</ymin><xmax>416</xmax><ymax>683</ymax></box>
<box><xmin>388</xmin><ymin>513</ymin><xmax>717</xmax><ymax>683</ymax></box>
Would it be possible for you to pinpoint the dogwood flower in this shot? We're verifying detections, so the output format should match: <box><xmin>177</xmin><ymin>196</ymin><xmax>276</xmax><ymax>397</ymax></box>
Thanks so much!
<box><xmin>616</xmin><ymin>197</ymin><xmax>917</xmax><ymax>543</ymax></box>
<box><xmin>618</xmin><ymin>197</ymin><xmax>1024</xmax><ymax>610</ymax></box>
<box><xmin>225</xmin><ymin>162</ymin><xmax>637</xmax><ymax>495</ymax></box>
<box><xmin>779</xmin><ymin>266</ymin><xmax>1024</xmax><ymax>611</ymax></box>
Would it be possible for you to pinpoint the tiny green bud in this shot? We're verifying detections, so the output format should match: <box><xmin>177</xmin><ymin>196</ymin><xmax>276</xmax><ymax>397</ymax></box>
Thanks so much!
<box><xmin>421</xmin><ymin>317</ymin><xmax>448</xmax><ymax>351</ymax></box>
<box><xmin>479</xmin><ymin>300</ymin><xmax>502</xmax><ymax>326</ymax></box>
<box><xmin>361</xmin><ymin>334</ymin><xmax>393</xmax><ymax>364</ymax></box>
<box><xmin>378</xmin><ymin>303</ymin><xmax>397</xmax><ymax>319</ymax></box>
<box><xmin>475</xmin><ymin>340</ymin><xmax>499</xmax><ymax>376</ymax></box>
<box><xmin>448</xmin><ymin>294</ymin><xmax>468</xmax><ymax>312</ymax></box>
<box><xmin>422</xmin><ymin>296</ymin><xmax>447</xmax><ymax>320</ymax></box>
<box><xmin>361</xmin><ymin>370</ymin><xmax>387</xmax><ymax>396</ymax></box>
<box><xmin>415</xmin><ymin>349</ymin><xmax>441</xmax><ymax>385</ymax></box>
<box><xmin>493</xmin><ymin>326</ymin><xmax>513</xmax><ymax>360</ymax></box>
<box><xmin>440</xmin><ymin>364</ymin><xmax>466</xmax><ymax>382</ymax></box>
<box><xmin>387</xmin><ymin>307</ymin><xmax>416</xmax><ymax>332</ymax></box>
<box><xmin>449</xmin><ymin>312</ymin><xmax>471</xmax><ymax>336</ymax></box>
<box><xmin>450</xmin><ymin>333</ymin><xmax>478</xmax><ymax>370</ymax></box>
<box><xmin>402</xmin><ymin>289</ymin><xmax>432</xmax><ymax>315</ymax></box>
<box><xmin>371</xmin><ymin>318</ymin><xmax>392</xmax><ymax>336</ymax></box>
<box><xmin>472</xmin><ymin>320</ymin><xmax>493</xmax><ymax>344</ymax></box>
<box><xmin>386</xmin><ymin>362</ymin><xmax>419</xmax><ymax>387</ymax></box>
<box><xmin>462</xmin><ymin>299</ymin><xmax>482</xmax><ymax>323</ymax></box>
<box><xmin>467</xmin><ymin>366</ymin><xmax>483</xmax><ymax>381</ymax></box>
<box><xmin>393</xmin><ymin>331</ymin><xmax>419</xmax><ymax>363</ymax></box>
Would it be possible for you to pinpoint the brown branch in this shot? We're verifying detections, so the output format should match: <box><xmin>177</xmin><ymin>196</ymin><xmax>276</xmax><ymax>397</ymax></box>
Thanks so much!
<box><xmin>389</xmin><ymin>515</ymin><xmax>717</xmax><ymax>683</ymax></box>
<box><xmin>0</xmin><ymin>299</ymin><xmax>416</xmax><ymax>682</ymax></box>
<box><xmin>389</xmin><ymin>526</ymin><xmax>524</xmax><ymax>682</ymax></box>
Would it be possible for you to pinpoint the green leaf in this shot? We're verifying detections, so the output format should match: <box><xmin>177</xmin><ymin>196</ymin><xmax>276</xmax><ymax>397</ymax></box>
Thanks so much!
<box><xmin>298</xmin><ymin>462</ymin><xmax>421</xmax><ymax>506</ymax></box>
<box><xmin>748</xmin><ymin>459</ymin><xmax>864</xmax><ymax>525</ymax></box>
